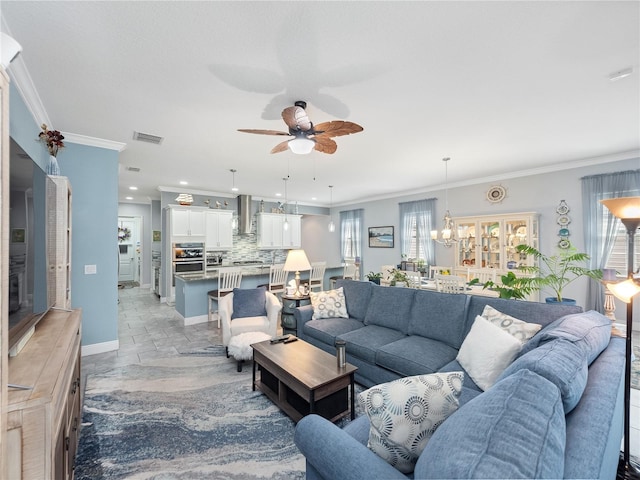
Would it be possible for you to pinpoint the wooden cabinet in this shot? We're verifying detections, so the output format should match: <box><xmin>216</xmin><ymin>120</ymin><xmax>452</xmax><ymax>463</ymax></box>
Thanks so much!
<box><xmin>49</xmin><ymin>176</ymin><xmax>72</xmax><ymax>309</ymax></box>
<box><xmin>6</xmin><ymin>309</ymin><xmax>82</xmax><ymax>480</ymax></box>
<box><xmin>453</xmin><ymin>212</ymin><xmax>539</xmax><ymax>275</ymax></box>
<box><xmin>205</xmin><ymin>210</ymin><xmax>233</xmax><ymax>250</ymax></box>
<box><xmin>169</xmin><ymin>206</ymin><xmax>206</xmax><ymax>237</ymax></box>
<box><xmin>257</xmin><ymin>213</ymin><xmax>301</xmax><ymax>249</ymax></box>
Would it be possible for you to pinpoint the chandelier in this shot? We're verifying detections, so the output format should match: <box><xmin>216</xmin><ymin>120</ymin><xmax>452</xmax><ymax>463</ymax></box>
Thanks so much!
<box><xmin>430</xmin><ymin>157</ymin><xmax>458</xmax><ymax>248</ymax></box>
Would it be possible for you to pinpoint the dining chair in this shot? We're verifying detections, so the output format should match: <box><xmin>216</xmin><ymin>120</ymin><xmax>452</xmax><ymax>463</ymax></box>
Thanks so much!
<box><xmin>434</xmin><ymin>274</ymin><xmax>466</xmax><ymax>294</ymax></box>
<box><xmin>403</xmin><ymin>270</ymin><xmax>422</xmax><ymax>289</ymax></box>
<box><xmin>429</xmin><ymin>266</ymin><xmax>452</xmax><ymax>279</ymax></box>
<box><xmin>466</xmin><ymin>267</ymin><xmax>497</xmax><ymax>284</ymax></box>
<box><xmin>330</xmin><ymin>261</ymin><xmax>358</xmax><ymax>289</ymax></box>
<box><xmin>380</xmin><ymin>265</ymin><xmax>395</xmax><ymax>286</ymax></box>
<box><xmin>207</xmin><ymin>268</ymin><xmax>243</xmax><ymax>327</ymax></box>
<box><xmin>309</xmin><ymin>262</ymin><xmax>326</xmax><ymax>292</ymax></box>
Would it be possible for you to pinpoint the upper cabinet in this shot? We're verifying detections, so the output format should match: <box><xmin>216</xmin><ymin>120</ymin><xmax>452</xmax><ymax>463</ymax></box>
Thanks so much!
<box><xmin>257</xmin><ymin>213</ymin><xmax>301</xmax><ymax>249</ymax></box>
<box><xmin>169</xmin><ymin>206</ymin><xmax>206</xmax><ymax>237</ymax></box>
<box><xmin>205</xmin><ymin>210</ymin><xmax>233</xmax><ymax>250</ymax></box>
<box><xmin>453</xmin><ymin>212</ymin><xmax>538</xmax><ymax>274</ymax></box>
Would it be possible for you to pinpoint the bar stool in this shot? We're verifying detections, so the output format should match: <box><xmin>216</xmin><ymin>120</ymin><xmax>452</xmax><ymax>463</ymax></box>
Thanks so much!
<box><xmin>329</xmin><ymin>262</ymin><xmax>358</xmax><ymax>289</ymax></box>
<box><xmin>207</xmin><ymin>268</ymin><xmax>243</xmax><ymax>327</ymax></box>
<box><xmin>308</xmin><ymin>262</ymin><xmax>326</xmax><ymax>292</ymax></box>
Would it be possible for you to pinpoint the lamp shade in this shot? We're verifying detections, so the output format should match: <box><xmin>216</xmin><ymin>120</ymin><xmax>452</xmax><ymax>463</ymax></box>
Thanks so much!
<box><xmin>1</xmin><ymin>33</ymin><xmax>22</xmax><ymax>69</ymax></box>
<box><xmin>599</xmin><ymin>196</ymin><xmax>640</xmax><ymax>219</ymax></box>
<box><xmin>288</xmin><ymin>137</ymin><xmax>315</xmax><ymax>154</ymax></box>
<box><xmin>283</xmin><ymin>249</ymin><xmax>311</xmax><ymax>272</ymax></box>
<box><xmin>607</xmin><ymin>278</ymin><xmax>640</xmax><ymax>304</ymax></box>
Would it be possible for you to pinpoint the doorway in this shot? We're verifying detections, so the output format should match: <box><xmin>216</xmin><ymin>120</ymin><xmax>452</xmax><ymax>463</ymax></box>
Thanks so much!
<box><xmin>118</xmin><ymin>217</ymin><xmax>141</xmax><ymax>285</ymax></box>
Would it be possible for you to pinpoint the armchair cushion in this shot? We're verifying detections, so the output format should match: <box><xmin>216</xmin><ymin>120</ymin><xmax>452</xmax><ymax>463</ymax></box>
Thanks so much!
<box><xmin>231</xmin><ymin>286</ymin><xmax>267</xmax><ymax>319</ymax></box>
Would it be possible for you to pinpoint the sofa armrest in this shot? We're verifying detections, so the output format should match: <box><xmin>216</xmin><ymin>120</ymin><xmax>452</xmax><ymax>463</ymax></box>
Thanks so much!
<box><xmin>293</xmin><ymin>304</ymin><xmax>314</xmax><ymax>338</ymax></box>
<box><xmin>294</xmin><ymin>414</ymin><xmax>408</xmax><ymax>480</ymax></box>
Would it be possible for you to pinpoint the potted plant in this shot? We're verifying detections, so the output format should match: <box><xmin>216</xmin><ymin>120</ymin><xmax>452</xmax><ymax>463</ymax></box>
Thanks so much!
<box><xmin>366</xmin><ymin>271</ymin><xmax>382</xmax><ymax>285</ymax></box>
<box><xmin>389</xmin><ymin>269</ymin><xmax>409</xmax><ymax>287</ymax></box>
<box><xmin>515</xmin><ymin>244</ymin><xmax>602</xmax><ymax>304</ymax></box>
<box><xmin>478</xmin><ymin>271</ymin><xmax>536</xmax><ymax>300</ymax></box>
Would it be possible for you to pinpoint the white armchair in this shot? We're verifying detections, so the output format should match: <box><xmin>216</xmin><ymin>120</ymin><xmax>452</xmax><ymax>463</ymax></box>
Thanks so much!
<box><xmin>219</xmin><ymin>290</ymin><xmax>282</xmax><ymax>348</ymax></box>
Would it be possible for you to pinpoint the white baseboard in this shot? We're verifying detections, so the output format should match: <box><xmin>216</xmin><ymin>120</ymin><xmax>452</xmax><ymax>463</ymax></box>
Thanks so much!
<box><xmin>182</xmin><ymin>314</ymin><xmax>209</xmax><ymax>326</ymax></box>
<box><xmin>82</xmin><ymin>340</ymin><xmax>119</xmax><ymax>357</ymax></box>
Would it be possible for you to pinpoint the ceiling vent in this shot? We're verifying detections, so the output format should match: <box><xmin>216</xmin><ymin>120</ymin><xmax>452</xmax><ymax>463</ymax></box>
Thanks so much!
<box><xmin>132</xmin><ymin>131</ymin><xmax>164</xmax><ymax>145</ymax></box>
<box><xmin>126</xmin><ymin>166</ymin><xmax>141</xmax><ymax>172</ymax></box>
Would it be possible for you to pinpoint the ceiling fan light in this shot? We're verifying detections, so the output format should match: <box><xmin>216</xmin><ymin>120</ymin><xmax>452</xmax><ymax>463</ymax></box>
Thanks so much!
<box><xmin>288</xmin><ymin>138</ymin><xmax>315</xmax><ymax>155</ymax></box>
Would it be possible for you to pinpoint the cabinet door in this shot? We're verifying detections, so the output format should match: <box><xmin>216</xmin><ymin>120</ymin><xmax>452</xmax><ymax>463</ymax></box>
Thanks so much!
<box><xmin>504</xmin><ymin>216</ymin><xmax>537</xmax><ymax>268</ymax></box>
<box><xmin>480</xmin><ymin>220</ymin><xmax>501</xmax><ymax>269</ymax></box>
<box><xmin>257</xmin><ymin>214</ymin><xmax>283</xmax><ymax>248</ymax></box>
<box><xmin>171</xmin><ymin>208</ymin><xmax>191</xmax><ymax>236</ymax></box>
<box><xmin>217</xmin><ymin>212</ymin><xmax>233</xmax><ymax>249</ymax></box>
<box><xmin>283</xmin><ymin>215</ymin><xmax>301</xmax><ymax>248</ymax></box>
<box><xmin>188</xmin><ymin>210</ymin><xmax>206</xmax><ymax>236</ymax></box>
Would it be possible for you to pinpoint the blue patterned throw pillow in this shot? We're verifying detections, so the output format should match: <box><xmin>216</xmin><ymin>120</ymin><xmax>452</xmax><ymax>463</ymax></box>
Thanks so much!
<box><xmin>358</xmin><ymin>372</ymin><xmax>463</xmax><ymax>473</ymax></box>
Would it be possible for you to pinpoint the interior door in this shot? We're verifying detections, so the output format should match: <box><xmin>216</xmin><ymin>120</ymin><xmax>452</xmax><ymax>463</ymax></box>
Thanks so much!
<box><xmin>118</xmin><ymin>218</ymin><xmax>139</xmax><ymax>283</ymax></box>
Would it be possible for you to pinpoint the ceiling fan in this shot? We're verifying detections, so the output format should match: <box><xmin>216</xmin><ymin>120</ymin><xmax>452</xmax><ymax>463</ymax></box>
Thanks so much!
<box><xmin>238</xmin><ymin>101</ymin><xmax>363</xmax><ymax>154</ymax></box>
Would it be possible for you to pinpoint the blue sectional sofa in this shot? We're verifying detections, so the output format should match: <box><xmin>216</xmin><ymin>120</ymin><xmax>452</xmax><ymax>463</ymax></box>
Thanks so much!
<box><xmin>293</xmin><ymin>280</ymin><xmax>625</xmax><ymax>479</ymax></box>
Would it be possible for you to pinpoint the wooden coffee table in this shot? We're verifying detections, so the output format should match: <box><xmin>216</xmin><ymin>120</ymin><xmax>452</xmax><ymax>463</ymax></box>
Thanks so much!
<box><xmin>252</xmin><ymin>338</ymin><xmax>357</xmax><ymax>423</ymax></box>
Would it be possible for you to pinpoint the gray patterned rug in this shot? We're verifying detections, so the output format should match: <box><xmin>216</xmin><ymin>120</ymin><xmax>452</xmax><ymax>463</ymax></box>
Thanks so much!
<box><xmin>75</xmin><ymin>348</ymin><xmax>305</xmax><ymax>479</ymax></box>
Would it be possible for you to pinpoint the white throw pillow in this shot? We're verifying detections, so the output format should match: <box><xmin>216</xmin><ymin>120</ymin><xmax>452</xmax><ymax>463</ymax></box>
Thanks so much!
<box><xmin>358</xmin><ymin>372</ymin><xmax>463</xmax><ymax>474</ymax></box>
<box><xmin>457</xmin><ymin>315</ymin><xmax>522</xmax><ymax>391</ymax></box>
<box><xmin>310</xmin><ymin>287</ymin><xmax>348</xmax><ymax>320</ymax></box>
<box><xmin>481</xmin><ymin>305</ymin><xmax>541</xmax><ymax>343</ymax></box>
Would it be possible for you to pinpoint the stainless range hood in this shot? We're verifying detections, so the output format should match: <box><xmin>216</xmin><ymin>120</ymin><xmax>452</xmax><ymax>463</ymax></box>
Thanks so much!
<box><xmin>237</xmin><ymin>195</ymin><xmax>252</xmax><ymax>234</ymax></box>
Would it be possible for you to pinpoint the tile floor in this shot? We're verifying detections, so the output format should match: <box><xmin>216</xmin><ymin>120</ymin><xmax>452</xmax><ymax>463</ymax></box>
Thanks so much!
<box><xmin>82</xmin><ymin>286</ymin><xmax>640</xmax><ymax>464</ymax></box>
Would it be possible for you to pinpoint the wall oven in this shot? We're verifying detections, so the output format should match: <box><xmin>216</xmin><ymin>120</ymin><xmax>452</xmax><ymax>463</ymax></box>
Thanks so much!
<box><xmin>172</xmin><ymin>243</ymin><xmax>205</xmax><ymax>284</ymax></box>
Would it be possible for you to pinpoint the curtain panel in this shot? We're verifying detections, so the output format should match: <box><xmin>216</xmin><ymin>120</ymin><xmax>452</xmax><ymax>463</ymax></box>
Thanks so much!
<box><xmin>399</xmin><ymin>198</ymin><xmax>437</xmax><ymax>266</ymax></box>
<box><xmin>581</xmin><ymin>167</ymin><xmax>640</xmax><ymax>311</ymax></box>
<box><xmin>340</xmin><ymin>209</ymin><xmax>364</xmax><ymax>264</ymax></box>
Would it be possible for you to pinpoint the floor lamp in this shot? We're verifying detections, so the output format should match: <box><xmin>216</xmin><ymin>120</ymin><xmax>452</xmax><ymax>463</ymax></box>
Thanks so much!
<box><xmin>600</xmin><ymin>197</ymin><xmax>640</xmax><ymax>480</ymax></box>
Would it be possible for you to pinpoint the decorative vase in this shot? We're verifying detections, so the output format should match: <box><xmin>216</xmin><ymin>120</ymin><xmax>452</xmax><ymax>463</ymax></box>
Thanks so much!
<box><xmin>545</xmin><ymin>297</ymin><xmax>577</xmax><ymax>305</ymax></box>
<box><xmin>46</xmin><ymin>155</ymin><xmax>60</xmax><ymax>176</ymax></box>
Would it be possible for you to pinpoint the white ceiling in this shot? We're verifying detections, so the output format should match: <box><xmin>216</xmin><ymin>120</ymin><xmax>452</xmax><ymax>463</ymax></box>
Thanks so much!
<box><xmin>2</xmin><ymin>1</ymin><xmax>639</xmax><ymax>207</ymax></box>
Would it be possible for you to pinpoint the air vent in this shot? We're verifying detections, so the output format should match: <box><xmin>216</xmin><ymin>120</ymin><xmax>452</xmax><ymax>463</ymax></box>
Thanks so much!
<box><xmin>126</xmin><ymin>166</ymin><xmax>141</xmax><ymax>172</ymax></box>
<box><xmin>132</xmin><ymin>131</ymin><xmax>164</xmax><ymax>145</ymax></box>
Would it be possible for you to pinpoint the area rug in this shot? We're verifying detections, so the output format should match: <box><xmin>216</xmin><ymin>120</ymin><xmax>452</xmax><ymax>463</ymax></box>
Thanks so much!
<box><xmin>75</xmin><ymin>349</ymin><xmax>305</xmax><ymax>479</ymax></box>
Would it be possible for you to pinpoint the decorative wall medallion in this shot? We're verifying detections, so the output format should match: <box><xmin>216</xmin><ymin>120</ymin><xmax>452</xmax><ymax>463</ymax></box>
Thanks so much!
<box><xmin>558</xmin><ymin>238</ymin><xmax>571</xmax><ymax>249</ymax></box>
<box><xmin>486</xmin><ymin>185</ymin><xmax>507</xmax><ymax>203</ymax></box>
<box><xmin>557</xmin><ymin>214</ymin><xmax>571</xmax><ymax>226</ymax></box>
<box><xmin>556</xmin><ymin>200</ymin><xmax>570</xmax><ymax>215</ymax></box>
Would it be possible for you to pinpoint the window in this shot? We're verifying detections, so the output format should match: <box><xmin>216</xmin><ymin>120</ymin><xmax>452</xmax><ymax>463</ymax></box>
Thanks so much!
<box><xmin>340</xmin><ymin>209</ymin><xmax>363</xmax><ymax>261</ymax></box>
<box><xmin>603</xmin><ymin>213</ymin><xmax>640</xmax><ymax>275</ymax></box>
<box><xmin>399</xmin><ymin>199</ymin><xmax>436</xmax><ymax>266</ymax></box>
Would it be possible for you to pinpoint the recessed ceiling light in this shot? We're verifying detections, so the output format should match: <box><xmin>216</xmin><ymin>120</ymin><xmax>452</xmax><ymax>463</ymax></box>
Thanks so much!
<box><xmin>179</xmin><ymin>180</ymin><xmax>188</xmax><ymax>185</ymax></box>
<box><xmin>609</xmin><ymin>67</ymin><xmax>633</xmax><ymax>81</ymax></box>
<box><xmin>275</xmin><ymin>193</ymin><xmax>282</xmax><ymax>197</ymax></box>
<box><xmin>231</xmin><ymin>187</ymin><xmax>239</xmax><ymax>192</ymax></box>
<box><xmin>125</xmin><ymin>196</ymin><xmax>133</xmax><ymax>200</ymax></box>
<box><xmin>311</xmin><ymin>197</ymin><xmax>317</xmax><ymax>201</ymax></box>
<box><xmin>129</xmin><ymin>186</ymin><xmax>138</xmax><ymax>191</ymax></box>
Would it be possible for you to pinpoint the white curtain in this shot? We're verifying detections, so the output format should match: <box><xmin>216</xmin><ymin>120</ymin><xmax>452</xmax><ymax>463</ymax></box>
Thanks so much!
<box><xmin>340</xmin><ymin>209</ymin><xmax>364</xmax><ymax>263</ymax></box>
<box><xmin>399</xmin><ymin>198</ymin><xmax>436</xmax><ymax>265</ymax></box>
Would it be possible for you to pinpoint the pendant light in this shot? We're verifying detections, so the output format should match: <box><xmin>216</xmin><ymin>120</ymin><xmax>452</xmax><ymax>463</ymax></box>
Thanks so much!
<box><xmin>230</xmin><ymin>169</ymin><xmax>239</xmax><ymax>192</ymax></box>
<box><xmin>283</xmin><ymin>177</ymin><xmax>289</xmax><ymax>231</ymax></box>
<box><xmin>430</xmin><ymin>157</ymin><xmax>458</xmax><ymax>247</ymax></box>
<box><xmin>328</xmin><ymin>185</ymin><xmax>336</xmax><ymax>232</ymax></box>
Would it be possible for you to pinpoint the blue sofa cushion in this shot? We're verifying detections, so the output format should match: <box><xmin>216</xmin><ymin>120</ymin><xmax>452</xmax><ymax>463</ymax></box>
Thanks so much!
<box><xmin>466</xmin><ymin>296</ymin><xmax>583</xmax><ymax>330</ymax></box>
<box><xmin>336</xmin><ymin>279</ymin><xmax>373</xmax><ymax>320</ymax></box>
<box><xmin>231</xmin><ymin>287</ymin><xmax>267</xmax><ymax>319</ymax></box>
<box><xmin>498</xmin><ymin>338</ymin><xmax>587</xmax><ymax>413</ymax></box>
<box><xmin>363</xmin><ymin>285</ymin><xmax>416</xmax><ymax>333</ymax></box>
<box><xmin>303</xmin><ymin>317</ymin><xmax>364</xmax><ymax>346</ymax></box>
<box><xmin>417</xmin><ymin>369</ymin><xmax>566</xmax><ymax>479</ymax></box>
<box><xmin>338</xmin><ymin>325</ymin><xmax>406</xmax><ymax>364</ymax></box>
<box><xmin>407</xmin><ymin>289</ymin><xmax>470</xmax><ymax>349</ymax></box>
<box><xmin>520</xmin><ymin>310</ymin><xmax>611</xmax><ymax>364</ymax></box>
<box><xmin>376</xmin><ymin>335</ymin><xmax>458</xmax><ymax>377</ymax></box>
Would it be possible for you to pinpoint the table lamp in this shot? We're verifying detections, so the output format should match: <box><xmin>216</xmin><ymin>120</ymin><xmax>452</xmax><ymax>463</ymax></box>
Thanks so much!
<box><xmin>284</xmin><ymin>249</ymin><xmax>311</xmax><ymax>297</ymax></box>
<box><xmin>600</xmin><ymin>196</ymin><xmax>640</xmax><ymax>480</ymax></box>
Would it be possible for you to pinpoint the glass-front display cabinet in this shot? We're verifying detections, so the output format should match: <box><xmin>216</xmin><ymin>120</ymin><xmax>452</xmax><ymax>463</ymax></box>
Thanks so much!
<box><xmin>454</xmin><ymin>212</ymin><xmax>539</xmax><ymax>275</ymax></box>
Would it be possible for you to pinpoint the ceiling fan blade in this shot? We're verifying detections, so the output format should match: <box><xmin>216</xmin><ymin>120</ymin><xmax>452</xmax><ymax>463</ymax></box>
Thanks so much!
<box><xmin>282</xmin><ymin>105</ymin><xmax>312</xmax><ymax>131</ymax></box>
<box><xmin>313</xmin><ymin>121</ymin><xmax>363</xmax><ymax>138</ymax></box>
<box><xmin>313</xmin><ymin>136</ymin><xmax>337</xmax><ymax>154</ymax></box>
<box><xmin>237</xmin><ymin>129</ymin><xmax>291</xmax><ymax>136</ymax></box>
<box><xmin>270</xmin><ymin>140</ymin><xmax>291</xmax><ymax>154</ymax></box>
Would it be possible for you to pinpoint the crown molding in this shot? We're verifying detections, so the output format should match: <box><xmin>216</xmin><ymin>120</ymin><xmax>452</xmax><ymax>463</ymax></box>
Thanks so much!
<box><xmin>62</xmin><ymin>132</ymin><xmax>127</xmax><ymax>152</ymax></box>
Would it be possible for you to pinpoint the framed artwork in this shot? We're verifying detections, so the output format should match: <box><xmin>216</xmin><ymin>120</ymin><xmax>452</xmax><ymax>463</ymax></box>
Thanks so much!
<box><xmin>153</xmin><ymin>230</ymin><xmax>161</xmax><ymax>242</ymax></box>
<box><xmin>11</xmin><ymin>228</ymin><xmax>25</xmax><ymax>243</ymax></box>
<box><xmin>368</xmin><ymin>226</ymin><xmax>394</xmax><ymax>248</ymax></box>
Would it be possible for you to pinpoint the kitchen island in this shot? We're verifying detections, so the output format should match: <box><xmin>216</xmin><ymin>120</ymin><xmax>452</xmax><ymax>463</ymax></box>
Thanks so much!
<box><xmin>174</xmin><ymin>265</ymin><xmax>345</xmax><ymax>325</ymax></box>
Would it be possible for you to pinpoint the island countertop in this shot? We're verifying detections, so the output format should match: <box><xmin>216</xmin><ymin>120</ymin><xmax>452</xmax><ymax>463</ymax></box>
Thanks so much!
<box><xmin>175</xmin><ymin>264</ymin><xmax>345</xmax><ymax>282</ymax></box>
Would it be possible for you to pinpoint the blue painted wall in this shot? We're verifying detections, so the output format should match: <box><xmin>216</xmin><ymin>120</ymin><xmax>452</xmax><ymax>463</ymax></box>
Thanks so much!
<box><xmin>10</xmin><ymin>83</ymin><xmax>120</xmax><ymax>348</ymax></box>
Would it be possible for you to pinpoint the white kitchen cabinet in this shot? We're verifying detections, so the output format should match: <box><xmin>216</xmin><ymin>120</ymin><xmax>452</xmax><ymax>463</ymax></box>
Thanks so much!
<box><xmin>170</xmin><ymin>206</ymin><xmax>206</xmax><ymax>237</ymax></box>
<box><xmin>257</xmin><ymin>213</ymin><xmax>301</xmax><ymax>249</ymax></box>
<box><xmin>453</xmin><ymin>212</ymin><xmax>539</xmax><ymax>274</ymax></box>
<box><xmin>206</xmin><ymin>210</ymin><xmax>233</xmax><ymax>250</ymax></box>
